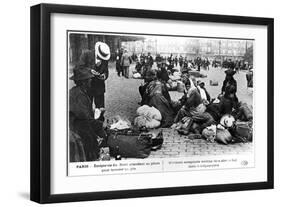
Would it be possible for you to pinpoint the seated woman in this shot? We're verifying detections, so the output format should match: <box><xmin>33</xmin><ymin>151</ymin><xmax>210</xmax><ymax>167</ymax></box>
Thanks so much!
<box><xmin>173</xmin><ymin>74</ymin><xmax>202</xmax><ymax>123</ymax></box>
<box><xmin>69</xmin><ymin>68</ymin><xmax>107</xmax><ymax>161</ymax></box>
<box><xmin>135</xmin><ymin>60</ymin><xmax>143</xmax><ymax>74</ymax></box>
<box><xmin>173</xmin><ymin>74</ymin><xmax>216</xmax><ymax>133</ymax></box>
<box><xmin>141</xmin><ymin>70</ymin><xmax>175</xmax><ymax>127</ymax></box>
<box><xmin>139</xmin><ymin>70</ymin><xmax>157</xmax><ymax>105</ymax></box>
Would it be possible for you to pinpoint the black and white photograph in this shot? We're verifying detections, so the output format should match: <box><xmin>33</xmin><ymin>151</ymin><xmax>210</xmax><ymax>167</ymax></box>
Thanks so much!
<box><xmin>68</xmin><ymin>31</ymin><xmax>254</xmax><ymax>175</ymax></box>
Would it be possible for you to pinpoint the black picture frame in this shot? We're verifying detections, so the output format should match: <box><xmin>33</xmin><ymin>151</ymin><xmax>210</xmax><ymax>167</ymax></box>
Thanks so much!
<box><xmin>30</xmin><ymin>3</ymin><xmax>274</xmax><ymax>204</ymax></box>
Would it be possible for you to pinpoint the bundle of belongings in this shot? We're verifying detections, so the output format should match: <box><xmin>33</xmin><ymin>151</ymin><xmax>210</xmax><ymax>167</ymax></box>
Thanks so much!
<box><xmin>132</xmin><ymin>72</ymin><xmax>142</xmax><ymax>79</ymax></box>
<box><xmin>134</xmin><ymin>105</ymin><xmax>162</xmax><ymax>129</ymax></box>
<box><xmin>172</xmin><ymin>66</ymin><xmax>253</xmax><ymax>145</ymax></box>
<box><xmin>102</xmin><ymin>115</ymin><xmax>164</xmax><ymax>159</ymax></box>
<box><xmin>202</xmin><ymin>113</ymin><xmax>253</xmax><ymax>144</ymax></box>
<box><xmin>109</xmin><ymin>115</ymin><xmax>131</xmax><ymax>130</ymax></box>
<box><xmin>174</xmin><ymin>99</ymin><xmax>253</xmax><ymax>145</ymax></box>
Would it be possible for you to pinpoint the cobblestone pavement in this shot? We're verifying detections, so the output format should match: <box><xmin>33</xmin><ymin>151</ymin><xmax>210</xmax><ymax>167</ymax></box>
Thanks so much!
<box><xmin>70</xmin><ymin>62</ymin><xmax>253</xmax><ymax>158</ymax></box>
<box><xmin>149</xmin><ymin>128</ymin><xmax>253</xmax><ymax>158</ymax></box>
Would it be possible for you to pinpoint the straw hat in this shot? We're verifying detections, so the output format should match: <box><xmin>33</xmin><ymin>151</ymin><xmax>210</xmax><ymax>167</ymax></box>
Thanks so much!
<box><xmin>95</xmin><ymin>42</ymin><xmax>111</xmax><ymax>61</ymax></box>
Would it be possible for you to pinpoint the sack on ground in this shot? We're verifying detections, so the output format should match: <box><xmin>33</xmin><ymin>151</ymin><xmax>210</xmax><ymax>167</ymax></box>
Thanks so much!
<box><xmin>235</xmin><ymin>121</ymin><xmax>253</xmax><ymax>142</ymax></box>
<box><xmin>136</xmin><ymin>105</ymin><xmax>162</xmax><ymax>121</ymax></box>
<box><xmin>110</xmin><ymin>115</ymin><xmax>131</xmax><ymax>130</ymax></box>
<box><xmin>216</xmin><ymin>128</ymin><xmax>232</xmax><ymax>144</ymax></box>
<box><xmin>132</xmin><ymin>72</ymin><xmax>142</xmax><ymax>79</ymax></box>
<box><xmin>239</xmin><ymin>103</ymin><xmax>253</xmax><ymax>121</ymax></box>
<box><xmin>202</xmin><ymin>125</ymin><xmax>216</xmax><ymax>142</ymax></box>
<box><xmin>134</xmin><ymin>115</ymin><xmax>161</xmax><ymax>129</ymax></box>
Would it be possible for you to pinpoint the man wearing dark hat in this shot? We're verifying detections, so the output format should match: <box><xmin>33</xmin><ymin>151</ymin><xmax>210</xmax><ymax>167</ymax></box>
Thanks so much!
<box><xmin>69</xmin><ymin>68</ymin><xmax>107</xmax><ymax>161</ymax></box>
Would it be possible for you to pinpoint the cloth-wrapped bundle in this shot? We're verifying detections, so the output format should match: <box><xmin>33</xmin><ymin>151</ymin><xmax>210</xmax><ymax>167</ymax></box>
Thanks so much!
<box><xmin>202</xmin><ymin>125</ymin><xmax>217</xmax><ymax>142</ymax></box>
<box><xmin>136</xmin><ymin>105</ymin><xmax>162</xmax><ymax>121</ymax></box>
<box><xmin>216</xmin><ymin>127</ymin><xmax>232</xmax><ymax>145</ymax></box>
<box><xmin>135</xmin><ymin>105</ymin><xmax>162</xmax><ymax>129</ymax></box>
<box><xmin>110</xmin><ymin>116</ymin><xmax>131</xmax><ymax>130</ymax></box>
<box><xmin>134</xmin><ymin>115</ymin><xmax>161</xmax><ymax>129</ymax></box>
<box><xmin>132</xmin><ymin>72</ymin><xmax>142</xmax><ymax>79</ymax></box>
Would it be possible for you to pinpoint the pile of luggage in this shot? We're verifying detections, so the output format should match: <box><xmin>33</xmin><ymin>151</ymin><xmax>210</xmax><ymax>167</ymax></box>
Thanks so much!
<box><xmin>174</xmin><ymin>102</ymin><xmax>253</xmax><ymax>145</ymax></box>
<box><xmin>97</xmin><ymin>107</ymin><xmax>164</xmax><ymax>160</ymax></box>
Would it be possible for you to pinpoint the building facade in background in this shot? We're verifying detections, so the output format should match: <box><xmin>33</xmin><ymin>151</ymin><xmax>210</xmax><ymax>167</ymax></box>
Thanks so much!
<box><xmin>69</xmin><ymin>33</ymin><xmax>253</xmax><ymax>65</ymax></box>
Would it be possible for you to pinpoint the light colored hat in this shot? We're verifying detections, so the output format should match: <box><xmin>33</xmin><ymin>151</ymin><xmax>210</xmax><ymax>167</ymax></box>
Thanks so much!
<box><xmin>95</xmin><ymin>42</ymin><xmax>111</xmax><ymax>61</ymax></box>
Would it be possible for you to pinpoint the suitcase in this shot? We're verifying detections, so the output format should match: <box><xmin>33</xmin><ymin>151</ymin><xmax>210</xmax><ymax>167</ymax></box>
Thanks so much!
<box><xmin>235</xmin><ymin>121</ymin><xmax>253</xmax><ymax>142</ymax></box>
<box><xmin>239</xmin><ymin>103</ymin><xmax>253</xmax><ymax>121</ymax></box>
<box><xmin>107</xmin><ymin>129</ymin><xmax>153</xmax><ymax>158</ymax></box>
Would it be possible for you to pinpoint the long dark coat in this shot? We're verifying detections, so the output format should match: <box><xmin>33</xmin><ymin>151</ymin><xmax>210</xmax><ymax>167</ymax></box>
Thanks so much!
<box><xmin>69</xmin><ymin>85</ymin><xmax>106</xmax><ymax>161</ymax></box>
<box><xmin>89</xmin><ymin>61</ymin><xmax>109</xmax><ymax>97</ymax></box>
